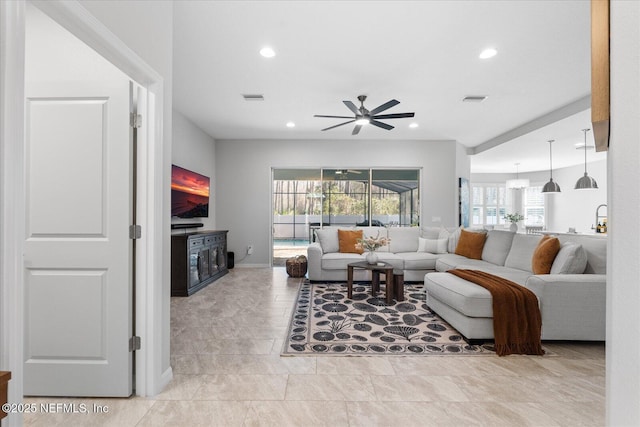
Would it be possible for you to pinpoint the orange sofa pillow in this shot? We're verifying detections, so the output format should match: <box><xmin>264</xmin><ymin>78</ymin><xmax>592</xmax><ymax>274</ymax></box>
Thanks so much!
<box><xmin>454</xmin><ymin>229</ymin><xmax>487</xmax><ymax>260</ymax></box>
<box><xmin>532</xmin><ymin>235</ymin><xmax>561</xmax><ymax>274</ymax></box>
<box><xmin>338</xmin><ymin>229</ymin><xmax>364</xmax><ymax>254</ymax></box>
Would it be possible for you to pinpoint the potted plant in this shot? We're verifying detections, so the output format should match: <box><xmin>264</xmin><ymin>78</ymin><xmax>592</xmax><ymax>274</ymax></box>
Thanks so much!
<box><xmin>504</xmin><ymin>213</ymin><xmax>525</xmax><ymax>232</ymax></box>
<box><xmin>355</xmin><ymin>232</ymin><xmax>390</xmax><ymax>264</ymax></box>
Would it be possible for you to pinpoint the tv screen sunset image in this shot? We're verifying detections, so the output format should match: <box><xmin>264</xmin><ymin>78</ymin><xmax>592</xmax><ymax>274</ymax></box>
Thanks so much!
<box><xmin>171</xmin><ymin>165</ymin><xmax>210</xmax><ymax>218</ymax></box>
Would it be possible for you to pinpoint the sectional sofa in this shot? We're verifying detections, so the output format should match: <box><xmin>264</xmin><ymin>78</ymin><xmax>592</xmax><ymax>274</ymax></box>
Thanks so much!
<box><xmin>307</xmin><ymin>226</ymin><xmax>606</xmax><ymax>341</ymax></box>
<box><xmin>425</xmin><ymin>230</ymin><xmax>606</xmax><ymax>341</ymax></box>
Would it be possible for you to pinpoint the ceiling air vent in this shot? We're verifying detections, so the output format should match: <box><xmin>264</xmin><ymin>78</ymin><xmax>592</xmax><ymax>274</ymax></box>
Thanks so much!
<box><xmin>242</xmin><ymin>94</ymin><xmax>265</xmax><ymax>101</ymax></box>
<box><xmin>462</xmin><ymin>95</ymin><xmax>488</xmax><ymax>103</ymax></box>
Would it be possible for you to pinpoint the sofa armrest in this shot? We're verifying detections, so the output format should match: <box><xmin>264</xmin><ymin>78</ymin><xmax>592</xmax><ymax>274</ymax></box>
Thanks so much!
<box><xmin>307</xmin><ymin>242</ymin><xmax>323</xmax><ymax>280</ymax></box>
<box><xmin>525</xmin><ymin>274</ymin><xmax>606</xmax><ymax>340</ymax></box>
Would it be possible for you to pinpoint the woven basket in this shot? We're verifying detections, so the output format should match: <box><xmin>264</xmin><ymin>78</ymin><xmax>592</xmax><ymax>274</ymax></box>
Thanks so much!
<box><xmin>286</xmin><ymin>255</ymin><xmax>308</xmax><ymax>277</ymax></box>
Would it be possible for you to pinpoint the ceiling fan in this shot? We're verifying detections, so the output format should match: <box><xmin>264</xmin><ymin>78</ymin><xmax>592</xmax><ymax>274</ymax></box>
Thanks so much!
<box><xmin>314</xmin><ymin>95</ymin><xmax>415</xmax><ymax>135</ymax></box>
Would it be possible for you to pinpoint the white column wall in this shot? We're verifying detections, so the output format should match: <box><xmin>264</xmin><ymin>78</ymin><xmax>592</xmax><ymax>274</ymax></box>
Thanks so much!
<box><xmin>607</xmin><ymin>0</ymin><xmax>640</xmax><ymax>425</ymax></box>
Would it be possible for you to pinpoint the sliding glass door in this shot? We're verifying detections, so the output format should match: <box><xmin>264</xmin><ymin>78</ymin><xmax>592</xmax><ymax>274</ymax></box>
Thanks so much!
<box><xmin>272</xmin><ymin>168</ymin><xmax>420</xmax><ymax>265</ymax></box>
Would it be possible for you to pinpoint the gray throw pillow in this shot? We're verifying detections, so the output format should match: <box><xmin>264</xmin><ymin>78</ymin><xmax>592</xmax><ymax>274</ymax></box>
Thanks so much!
<box><xmin>550</xmin><ymin>242</ymin><xmax>588</xmax><ymax>274</ymax></box>
<box><xmin>314</xmin><ymin>228</ymin><xmax>339</xmax><ymax>253</ymax></box>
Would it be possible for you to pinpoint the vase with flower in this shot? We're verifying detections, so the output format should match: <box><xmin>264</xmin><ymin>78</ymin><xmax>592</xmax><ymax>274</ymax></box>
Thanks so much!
<box><xmin>355</xmin><ymin>231</ymin><xmax>390</xmax><ymax>264</ymax></box>
<box><xmin>504</xmin><ymin>213</ymin><xmax>525</xmax><ymax>232</ymax></box>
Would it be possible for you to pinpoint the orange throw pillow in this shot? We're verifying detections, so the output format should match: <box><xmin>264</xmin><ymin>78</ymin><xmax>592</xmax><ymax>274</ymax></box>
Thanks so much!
<box><xmin>532</xmin><ymin>235</ymin><xmax>561</xmax><ymax>274</ymax></box>
<box><xmin>454</xmin><ymin>229</ymin><xmax>487</xmax><ymax>260</ymax></box>
<box><xmin>338</xmin><ymin>229</ymin><xmax>364</xmax><ymax>254</ymax></box>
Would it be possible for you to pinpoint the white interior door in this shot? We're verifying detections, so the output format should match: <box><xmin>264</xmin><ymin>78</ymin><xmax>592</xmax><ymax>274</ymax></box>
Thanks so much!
<box><xmin>23</xmin><ymin>3</ymin><xmax>135</xmax><ymax>397</ymax></box>
<box><xmin>23</xmin><ymin>78</ymin><xmax>133</xmax><ymax>396</ymax></box>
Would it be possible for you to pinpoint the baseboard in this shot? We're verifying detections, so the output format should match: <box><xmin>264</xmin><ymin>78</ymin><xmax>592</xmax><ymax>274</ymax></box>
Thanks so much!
<box><xmin>234</xmin><ymin>263</ymin><xmax>271</xmax><ymax>268</ymax></box>
<box><xmin>156</xmin><ymin>367</ymin><xmax>173</xmax><ymax>396</ymax></box>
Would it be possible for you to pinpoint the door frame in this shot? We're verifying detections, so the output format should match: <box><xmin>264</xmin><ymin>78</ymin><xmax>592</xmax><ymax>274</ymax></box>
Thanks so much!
<box><xmin>0</xmin><ymin>0</ymin><xmax>169</xmax><ymax>413</ymax></box>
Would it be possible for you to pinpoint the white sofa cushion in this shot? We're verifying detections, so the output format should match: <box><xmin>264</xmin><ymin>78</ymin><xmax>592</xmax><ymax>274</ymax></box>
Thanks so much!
<box><xmin>388</xmin><ymin>227</ymin><xmax>420</xmax><ymax>253</ymax></box>
<box><xmin>551</xmin><ymin>242</ymin><xmax>588</xmax><ymax>274</ymax></box>
<box><xmin>503</xmin><ymin>234</ymin><xmax>542</xmax><ymax>273</ymax></box>
<box><xmin>418</xmin><ymin>237</ymin><xmax>448</xmax><ymax>254</ymax></box>
<box><xmin>424</xmin><ymin>272</ymin><xmax>493</xmax><ymax>318</ymax></box>
<box><xmin>481</xmin><ymin>230</ymin><xmax>515</xmax><ymax>266</ymax></box>
<box><xmin>321</xmin><ymin>252</ymin><xmax>364</xmax><ymax>269</ymax></box>
<box><xmin>315</xmin><ymin>227</ymin><xmax>340</xmax><ymax>253</ymax></box>
<box><xmin>435</xmin><ymin>254</ymin><xmax>470</xmax><ymax>271</ymax></box>
<box><xmin>396</xmin><ymin>252</ymin><xmax>441</xmax><ymax>270</ymax></box>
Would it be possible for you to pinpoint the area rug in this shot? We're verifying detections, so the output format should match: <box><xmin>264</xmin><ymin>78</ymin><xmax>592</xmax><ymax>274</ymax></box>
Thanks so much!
<box><xmin>282</xmin><ymin>281</ymin><xmax>496</xmax><ymax>356</ymax></box>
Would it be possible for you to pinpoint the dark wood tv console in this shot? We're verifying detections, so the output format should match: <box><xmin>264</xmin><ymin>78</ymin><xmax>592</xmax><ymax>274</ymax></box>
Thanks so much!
<box><xmin>171</xmin><ymin>230</ymin><xmax>228</xmax><ymax>296</ymax></box>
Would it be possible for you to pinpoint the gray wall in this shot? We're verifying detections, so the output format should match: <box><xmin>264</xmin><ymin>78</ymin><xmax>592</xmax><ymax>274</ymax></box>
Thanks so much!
<box><xmin>172</xmin><ymin>109</ymin><xmax>217</xmax><ymax>231</ymax></box>
<box><xmin>215</xmin><ymin>139</ymin><xmax>466</xmax><ymax>266</ymax></box>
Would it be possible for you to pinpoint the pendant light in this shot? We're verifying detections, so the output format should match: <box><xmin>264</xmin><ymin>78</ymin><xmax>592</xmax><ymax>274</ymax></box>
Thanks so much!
<box><xmin>542</xmin><ymin>139</ymin><xmax>561</xmax><ymax>193</ymax></box>
<box><xmin>506</xmin><ymin>163</ymin><xmax>529</xmax><ymax>189</ymax></box>
<box><xmin>574</xmin><ymin>128</ymin><xmax>598</xmax><ymax>190</ymax></box>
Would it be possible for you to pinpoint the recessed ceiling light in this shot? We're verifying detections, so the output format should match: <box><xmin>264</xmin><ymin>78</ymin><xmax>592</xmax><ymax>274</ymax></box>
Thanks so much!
<box><xmin>286</xmin><ymin>122</ymin><xmax>295</xmax><ymax>128</ymax></box>
<box><xmin>409</xmin><ymin>123</ymin><xmax>419</xmax><ymax>128</ymax></box>
<box><xmin>260</xmin><ymin>47</ymin><xmax>276</xmax><ymax>58</ymax></box>
<box><xmin>479</xmin><ymin>48</ymin><xmax>497</xmax><ymax>59</ymax></box>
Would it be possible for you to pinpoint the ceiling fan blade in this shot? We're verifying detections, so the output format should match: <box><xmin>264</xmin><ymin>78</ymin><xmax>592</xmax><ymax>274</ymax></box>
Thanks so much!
<box><xmin>321</xmin><ymin>120</ymin><xmax>355</xmax><ymax>131</ymax></box>
<box><xmin>352</xmin><ymin>125</ymin><xmax>362</xmax><ymax>135</ymax></box>
<box><xmin>370</xmin><ymin>119</ymin><xmax>394</xmax><ymax>131</ymax></box>
<box><xmin>369</xmin><ymin>99</ymin><xmax>400</xmax><ymax>115</ymax></box>
<box><xmin>343</xmin><ymin>100</ymin><xmax>360</xmax><ymax>115</ymax></box>
<box><xmin>373</xmin><ymin>112</ymin><xmax>415</xmax><ymax>120</ymax></box>
<box><xmin>314</xmin><ymin>115</ymin><xmax>355</xmax><ymax>119</ymax></box>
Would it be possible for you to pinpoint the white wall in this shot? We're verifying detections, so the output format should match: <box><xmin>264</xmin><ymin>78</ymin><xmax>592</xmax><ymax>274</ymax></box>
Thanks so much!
<box><xmin>215</xmin><ymin>139</ymin><xmax>466</xmax><ymax>265</ymax></box>
<box><xmin>471</xmin><ymin>159</ymin><xmax>607</xmax><ymax>233</ymax></box>
<box><xmin>608</xmin><ymin>0</ymin><xmax>640</xmax><ymax>425</ymax></box>
<box><xmin>172</xmin><ymin>109</ymin><xmax>216</xmax><ymax>230</ymax></box>
<box><xmin>78</xmin><ymin>0</ymin><xmax>174</xmax><ymax>392</ymax></box>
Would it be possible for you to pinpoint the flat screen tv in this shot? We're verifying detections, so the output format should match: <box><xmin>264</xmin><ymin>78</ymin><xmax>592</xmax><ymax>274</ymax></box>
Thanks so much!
<box><xmin>171</xmin><ymin>164</ymin><xmax>210</xmax><ymax>218</ymax></box>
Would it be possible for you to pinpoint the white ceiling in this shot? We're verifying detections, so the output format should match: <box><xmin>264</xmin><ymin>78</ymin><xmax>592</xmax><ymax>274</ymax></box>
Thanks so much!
<box><xmin>172</xmin><ymin>1</ymin><xmax>604</xmax><ymax>173</ymax></box>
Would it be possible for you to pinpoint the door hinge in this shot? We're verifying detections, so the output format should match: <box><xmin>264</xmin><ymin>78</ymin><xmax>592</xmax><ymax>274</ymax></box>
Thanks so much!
<box><xmin>129</xmin><ymin>224</ymin><xmax>142</xmax><ymax>239</ymax></box>
<box><xmin>129</xmin><ymin>336</ymin><xmax>141</xmax><ymax>352</ymax></box>
<box><xmin>130</xmin><ymin>113</ymin><xmax>142</xmax><ymax>129</ymax></box>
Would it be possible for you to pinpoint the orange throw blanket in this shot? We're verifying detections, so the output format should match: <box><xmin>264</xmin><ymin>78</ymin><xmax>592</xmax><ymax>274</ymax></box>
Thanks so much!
<box><xmin>448</xmin><ymin>269</ymin><xmax>545</xmax><ymax>357</ymax></box>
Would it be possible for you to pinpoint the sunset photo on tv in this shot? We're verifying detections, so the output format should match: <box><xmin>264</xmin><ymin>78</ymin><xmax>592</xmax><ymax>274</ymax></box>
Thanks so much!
<box><xmin>171</xmin><ymin>165</ymin><xmax>210</xmax><ymax>218</ymax></box>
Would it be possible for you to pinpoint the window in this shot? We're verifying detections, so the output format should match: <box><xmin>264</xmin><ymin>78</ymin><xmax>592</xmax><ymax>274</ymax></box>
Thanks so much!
<box><xmin>273</xmin><ymin>168</ymin><xmax>420</xmax><ymax>241</ymax></box>
<box><xmin>523</xmin><ymin>185</ymin><xmax>545</xmax><ymax>225</ymax></box>
<box><xmin>471</xmin><ymin>183</ymin><xmax>546</xmax><ymax>228</ymax></box>
<box><xmin>471</xmin><ymin>184</ymin><xmax>508</xmax><ymax>227</ymax></box>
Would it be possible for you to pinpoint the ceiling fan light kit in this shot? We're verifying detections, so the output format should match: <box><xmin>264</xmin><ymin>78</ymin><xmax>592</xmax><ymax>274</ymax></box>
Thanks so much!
<box><xmin>314</xmin><ymin>95</ymin><xmax>415</xmax><ymax>135</ymax></box>
<box><xmin>542</xmin><ymin>139</ymin><xmax>561</xmax><ymax>193</ymax></box>
<box><xmin>574</xmin><ymin>128</ymin><xmax>598</xmax><ymax>190</ymax></box>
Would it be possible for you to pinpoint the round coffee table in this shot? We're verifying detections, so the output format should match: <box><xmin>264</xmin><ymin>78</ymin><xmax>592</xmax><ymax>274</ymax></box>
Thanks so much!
<box><xmin>347</xmin><ymin>260</ymin><xmax>395</xmax><ymax>304</ymax></box>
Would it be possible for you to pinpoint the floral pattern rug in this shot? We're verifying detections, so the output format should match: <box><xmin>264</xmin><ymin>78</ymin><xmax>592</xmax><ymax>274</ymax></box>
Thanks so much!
<box><xmin>282</xmin><ymin>281</ymin><xmax>496</xmax><ymax>356</ymax></box>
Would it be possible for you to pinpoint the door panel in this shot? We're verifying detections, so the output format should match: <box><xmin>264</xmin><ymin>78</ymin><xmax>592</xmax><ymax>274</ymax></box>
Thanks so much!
<box><xmin>23</xmin><ymin>82</ymin><xmax>132</xmax><ymax>397</ymax></box>
<box><xmin>27</xmin><ymin>99</ymin><xmax>106</xmax><ymax>236</ymax></box>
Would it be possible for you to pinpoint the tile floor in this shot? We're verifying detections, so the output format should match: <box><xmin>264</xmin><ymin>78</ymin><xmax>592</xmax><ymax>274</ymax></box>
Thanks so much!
<box><xmin>24</xmin><ymin>267</ymin><xmax>606</xmax><ymax>426</ymax></box>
